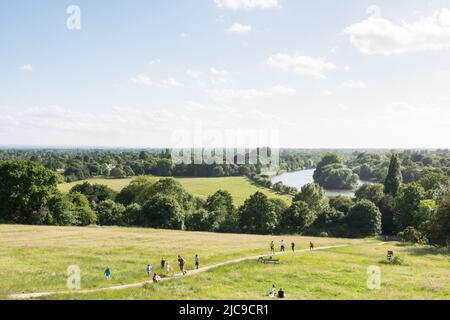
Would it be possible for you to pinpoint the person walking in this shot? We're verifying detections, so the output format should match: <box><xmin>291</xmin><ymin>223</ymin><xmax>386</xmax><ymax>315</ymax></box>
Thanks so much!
<box><xmin>161</xmin><ymin>257</ymin><xmax>166</xmax><ymax>269</ymax></box>
<box><xmin>310</xmin><ymin>241</ymin><xmax>315</xmax><ymax>251</ymax></box>
<box><xmin>195</xmin><ymin>254</ymin><xmax>200</xmax><ymax>270</ymax></box>
<box><xmin>291</xmin><ymin>242</ymin><xmax>295</xmax><ymax>252</ymax></box>
<box><xmin>178</xmin><ymin>255</ymin><xmax>187</xmax><ymax>275</ymax></box>
<box><xmin>104</xmin><ymin>266</ymin><xmax>112</xmax><ymax>281</ymax></box>
<box><xmin>270</xmin><ymin>241</ymin><xmax>275</xmax><ymax>254</ymax></box>
<box><xmin>146</xmin><ymin>264</ymin><xmax>152</xmax><ymax>277</ymax></box>
<box><xmin>165</xmin><ymin>261</ymin><xmax>171</xmax><ymax>274</ymax></box>
<box><xmin>280</xmin><ymin>240</ymin><xmax>285</xmax><ymax>252</ymax></box>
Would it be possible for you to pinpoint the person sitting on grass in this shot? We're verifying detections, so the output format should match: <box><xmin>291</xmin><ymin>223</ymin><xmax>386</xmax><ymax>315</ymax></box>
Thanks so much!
<box><xmin>269</xmin><ymin>284</ymin><xmax>276</xmax><ymax>298</ymax></box>
<box><xmin>278</xmin><ymin>288</ymin><xmax>285</xmax><ymax>299</ymax></box>
<box><xmin>146</xmin><ymin>264</ymin><xmax>152</xmax><ymax>277</ymax></box>
<box><xmin>104</xmin><ymin>266</ymin><xmax>112</xmax><ymax>281</ymax></box>
<box><xmin>152</xmin><ymin>273</ymin><xmax>161</xmax><ymax>284</ymax></box>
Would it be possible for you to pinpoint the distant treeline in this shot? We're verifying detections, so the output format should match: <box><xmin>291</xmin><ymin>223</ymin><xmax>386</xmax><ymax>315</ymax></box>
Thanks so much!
<box><xmin>0</xmin><ymin>152</ymin><xmax>449</xmax><ymax>247</ymax></box>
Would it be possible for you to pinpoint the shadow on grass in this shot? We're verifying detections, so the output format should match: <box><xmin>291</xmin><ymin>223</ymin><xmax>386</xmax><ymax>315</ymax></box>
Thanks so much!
<box><xmin>395</xmin><ymin>243</ymin><xmax>450</xmax><ymax>257</ymax></box>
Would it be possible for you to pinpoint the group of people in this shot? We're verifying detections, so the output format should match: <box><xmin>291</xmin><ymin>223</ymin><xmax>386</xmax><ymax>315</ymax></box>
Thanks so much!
<box><xmin>269</xmin><ymin>284</ymin><xmax>285</xmax><ymax>299</ymax></box>
<box><xmin>271</xmin><ymin>240</ymin><xmax>315</xmax><ymax>254</ymax></box>
<box><xmin>266</xmin><ymin>240</ymin><xmax>315</xmax><ymax>298</ymax></box>
<box><xmin>102</xmin><ymin>241</ymin><xmax>316</xmax><ymax>298</ymax></box>
<box><xmin>104</xmin><ymin>254</ymin><xmax>201</xmax><ymax>283</ymax></box>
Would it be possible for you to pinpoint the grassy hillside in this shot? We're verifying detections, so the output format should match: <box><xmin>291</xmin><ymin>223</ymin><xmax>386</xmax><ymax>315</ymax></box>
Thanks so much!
<box><xmin>1</xmin><ymin>225</ymin><xmax>449</xmax><ymax>300</ymax></box>
<box><xmin>58</xmin><ymin>176</ymin><xmax>292</xmax><ymax>206</ymax></box>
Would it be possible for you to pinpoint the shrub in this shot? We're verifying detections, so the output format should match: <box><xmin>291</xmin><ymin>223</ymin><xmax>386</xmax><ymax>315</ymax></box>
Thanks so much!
<box><xmin>398</xmin><ymin>226</ymin><xmax>428</xmax><ymax>245</ymax></box>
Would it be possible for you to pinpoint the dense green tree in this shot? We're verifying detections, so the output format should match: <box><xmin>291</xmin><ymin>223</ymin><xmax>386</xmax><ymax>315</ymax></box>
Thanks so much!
<box><xmin>314</xmin><ymin>154</ymin><xmax>359</xmax><ymax>189</ymax></box>
<box><xmin>122</xmin><ymin>203</ymin><xmax>142</xmax><ymax>226</ymax></box>
<box><xmin>394</xmin><ymin>183</ymin><xmax>425</xmax><ymax>231</ymax></box>
<box><xmin>185</xmin><ymin>209</ymin><xmax>213</xmax><ymax>231</ymax></box>
<box><xmin>384</xmin><ymin>154</ymin><xmax>403</xmax><ymax>197</ymax></box>
<box><xmin>96</xmin><ymin>200</ymin><xmax>125</xmax><ymax>226</ymax></box>
<box><xmin>428</xmin><ymin>192</ymin><xmax>450</xmax><ymax>246</ymax></box>
<box><xmin>0</xmin><ymin>160</ymin><xmax>60</xmax><ymax>223</ymax></box>
<box><xmin>205</xmin><ymin>190</ymin><xmax>234</xmax><ymax>213</ymax></box>
<box><xmin>347</xmin><ymin>200</ymin><xmax>382</xmax><ymax>237</ymax></box>
<box><xmin>355</xmin><ymin>183</ymin><xmax>384</xmax><ymax>205</ymax></box>
<box><xmin>46</xmin><ymin>193</ymin><xmax>77</xmax><ymax>226</ymax></box>
<box><xmin>311</xmin><ymin>206</ymin><xmax>345</xmax><ymax>236</ymax></box>
<box><xmin>69</xmin><ymin>193</ymin><xmax>97</xmax><ymax>226</ymax></box>
<box><xmin>116</xmin><ymin>176</ymin><xmax>155</xmax><ymax>206</ymax></box>
<box><xmin>279</xmin><ymin>201</ymin><xmax>316</xmax><ymax>234</ymax></box>
<box><xmin>110</xmin><ymin>167</ymin><xmax>126</xmax><ymax>178</ymax></box>
<box><xmin>328</xmin><ymin>195</ymin><xmax>353</xmax><ymax>214</ymax></box>
<box><xmin>141</xmin><ymin>194</ymin><xmax>185</xmax><ymax>229</ymax></box>
<box><xmin>378</xmin><ymin>194</ymin><xmax>395</xmax><ymax>235</ymax></box>
<box><xmin>155</xmin><ymin>159</ymin><xmax>174</xmax><ymax>176</ymax></box>
<box><xmin>70</xmin><ymin>182</ymin><xmax>117</xmax><ymax>204</ymax></box>
<box><xmin>238</xmin><ymin>192</ymin><xmax>278</xmax><ymax>234</ymax></box>
<box><xmin>293</xmin><ymin>183</ymin><xmax>327</xmax><ymax>212</ymax></box>
<box><xmin>419</xmin><ymin>172</ymin><xmax>449</xmax><ymax>198</ymax></box>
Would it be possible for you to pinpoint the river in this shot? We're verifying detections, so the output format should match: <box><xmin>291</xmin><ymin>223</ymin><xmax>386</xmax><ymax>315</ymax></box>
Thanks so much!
<box><xmin>271</xmin><ymin>169</ymin><xmax>370</xmax><ymax>197</ymax></box>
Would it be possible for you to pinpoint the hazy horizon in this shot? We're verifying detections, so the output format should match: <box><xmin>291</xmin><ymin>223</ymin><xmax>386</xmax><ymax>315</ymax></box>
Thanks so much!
<box><xmin>1</xmin><ymin>0</ymin><xmax>450</xmax><ymax>148</ymax></box>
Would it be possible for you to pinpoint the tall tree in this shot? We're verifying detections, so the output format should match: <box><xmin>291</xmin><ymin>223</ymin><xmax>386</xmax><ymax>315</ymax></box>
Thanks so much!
<box><xmin>384</xmin><ymin>154</ymin><xmax>403</xmax><ymax>197</ymax></box>
<box><xmin>238</xmin><ymin>192</ymin><xmax>278</xmax><ymax>234</ymax></box>
<box><xmin>0</xmin><ymin>160</ymin><xmax>60</xmax><ymax>224</ymax></box>
<box><xmin>347</xmin><ymin>200</ymin><xmax>382</xmax><ymax>237</ymax></box>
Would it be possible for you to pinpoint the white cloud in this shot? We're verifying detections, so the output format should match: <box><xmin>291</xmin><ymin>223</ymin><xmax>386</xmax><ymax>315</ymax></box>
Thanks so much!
<box><xmin>160</xmin><ymin>77</ymin><xmax>185</xmax><ymax>88</ymax></box>
<box><xmin>179</xmin><ymin>32</ymin><xmax>190</xmax><ymax>39</ymax></box>
<box><xmin>338</xmin><ymin>80</ymin><xmax>367</xmax><ymax>89</ymax></box>
<box><xmin>267</xmin><ymin>53</ymin><xmax>336</xmax><ymax>78</ymax></box>
<box><xmin>227</xmin><ymin>23</ymin><xmax>252</xmax><ymax>34</ymax></box>
<box><xmin>345</xmin><ymin>7</ymin><xmax>450</xmax><ymax>55</ymax></box>
<box><xmin>186</xmin><ymin>68</ymin><xmax>234</xmax><ymax>85</ymax></box>
<box><xmin>131</xmin><ymin>74</ymin><xmax>154</xmax><ymax>87</ymax></box>
<box><xmin>20</xmin><ymin>64</ymin><xmax>33</xmax><ymax>72</ymax></box>
<box><xmin>215</xmin><ymin>0</ymin><xmax>279</xmax><ymax>10</ymax></box>
<box><xmin>148</xmin><ymin>59</ymin><xmax>161</xmax><ymax>66</ymax></box>
<box><xmin>131</xmin><ymin>74</ymin><xmax>184</xmax><ymax>88</ymax></box>
<box><xmin>208</xmin><ymin>85</ymin><xmax>296</xmax><ymax>99</ymax></box>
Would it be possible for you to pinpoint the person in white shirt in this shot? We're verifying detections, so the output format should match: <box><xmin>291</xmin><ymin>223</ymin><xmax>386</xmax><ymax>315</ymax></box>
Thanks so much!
<box><xmin>269</xmin><ymin>284</ymin><xmax>276</xmax><ymax>298</ymax></box>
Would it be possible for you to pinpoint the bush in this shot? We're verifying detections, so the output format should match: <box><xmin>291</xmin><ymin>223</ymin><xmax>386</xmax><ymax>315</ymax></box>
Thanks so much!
<box><xmin>96</xmin><ymin>200</ymin><xmax>125</xmax><ymax>226</ymax></box>
<box><xmin>398</xmin><ymin>226</ymin><xmax>428</xmax><ymax>245</ymax></box>
<box><xmin>380</xmin><ymin>255</ymin><xmax>406</xmax><ymax>266</ymax></box>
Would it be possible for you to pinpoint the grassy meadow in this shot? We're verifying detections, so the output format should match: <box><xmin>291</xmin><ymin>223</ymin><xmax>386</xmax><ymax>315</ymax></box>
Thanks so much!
<box><xmin>58</xmin><ymin>176</ymin><xmax>292</xmax><ymax>206</ymax></box>
<box><xmin>1</xmin><ymin>225</ymin><xmax>449</xmax><ymax>300</ymax></box>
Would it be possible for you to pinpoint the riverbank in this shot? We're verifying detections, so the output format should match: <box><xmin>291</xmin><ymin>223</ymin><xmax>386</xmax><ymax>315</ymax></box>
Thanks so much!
<box><xmin>271</xmin><ymin>169</ymin><xmax>370</xmax><ymax>197</ymax></box>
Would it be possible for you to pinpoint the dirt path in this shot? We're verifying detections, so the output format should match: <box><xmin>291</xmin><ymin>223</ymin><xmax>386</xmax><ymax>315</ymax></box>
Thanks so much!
<box><xmin>9</xmin><ymin>244</ymin><xmax>348</xmax><ymax>299</ymax></box>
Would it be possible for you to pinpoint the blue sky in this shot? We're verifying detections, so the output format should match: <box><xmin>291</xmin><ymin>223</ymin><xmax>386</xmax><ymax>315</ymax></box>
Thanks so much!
<box><xmin>1</xmin><ymin>0</ymin><xmax>450</xmax><ymax>148</ymax></box>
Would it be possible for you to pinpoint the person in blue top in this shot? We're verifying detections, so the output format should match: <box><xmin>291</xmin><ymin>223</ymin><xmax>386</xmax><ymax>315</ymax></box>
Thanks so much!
<box><xmin>146</xmin><ymin>264</ymin><xmax>152</xmax><ymax>277</ymax></box>
<box><xmin>104</xmin><ymin>266</ymin><xmax>111</xmax><ymax>281</ymax></box>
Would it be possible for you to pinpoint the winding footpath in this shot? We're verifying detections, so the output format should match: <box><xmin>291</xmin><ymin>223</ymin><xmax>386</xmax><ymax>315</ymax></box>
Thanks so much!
<box><xmin>9</xmin><ymin>244</ymin><xmax>349</xmax><ymax>299</ymax></box>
